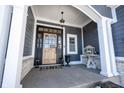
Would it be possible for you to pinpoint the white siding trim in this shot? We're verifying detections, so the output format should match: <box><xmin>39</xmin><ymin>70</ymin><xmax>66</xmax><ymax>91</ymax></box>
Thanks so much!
<box><xmin>23</xmin><ymin>56</ymin><xmax>33</xmax><ymax>60</ymax></box>
<box><xmin>67</xmin><ymin>34</ymin><xmax>78</xmax><ymax>55</ymax></box>
<box><xmin>111</xmin><ymin>8</ymin><xmax>118</xmax><ymax>23</ymax></box>
<box><xmin>70</xmin><ymin>61</ymin><xmax>82</xmax><ymax>65</ymax></box>
<box><xmin>107</xmin><ymin>5</ymin><xmax>120</xmax><ymax>24</ymax></box>
<box><xmin>107</xmin><ymin>5</ymin><xmax>120</xmax><ymax>9</ymax></box>
<box><xmin>36</xmin><ymin>23</ymin><xmax>63</xmax><ymax>29</ymax></box>
<box><xmin>31</xmin><ymin>6</ymin><xmax>37</xmax><ymax>19</ymax></box>
<box><xmin>63</xmin><ymin>27</ymin><xmax>66</xmax><ymax>62</ymax></box>
<box><xmin>81</xmin><ymin>27</ymin><xmax>84</xmax><ymax>54</ymax></box>
<box><xmin>116</xmin><ymin>57</ymin><xmax>124</xmax><ymax>62</ymax></box>
<box><xmin>32</xmin><ymin>19</ymin><xmax>37</xmax><ymax>57</ymax></box>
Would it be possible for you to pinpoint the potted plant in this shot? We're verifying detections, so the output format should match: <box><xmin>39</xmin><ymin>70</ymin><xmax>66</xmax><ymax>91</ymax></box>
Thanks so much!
<box><xmin>65</xmin><ymin>55</ymin><xmax>71</xmax><ymax>67</ymax></box>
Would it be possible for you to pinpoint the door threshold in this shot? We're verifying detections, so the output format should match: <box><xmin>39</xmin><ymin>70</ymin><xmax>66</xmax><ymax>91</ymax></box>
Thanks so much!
<box><xmin>39</xmin><ymin>64</ymin><xmax>61</xmax><ymax>67</ymax></box>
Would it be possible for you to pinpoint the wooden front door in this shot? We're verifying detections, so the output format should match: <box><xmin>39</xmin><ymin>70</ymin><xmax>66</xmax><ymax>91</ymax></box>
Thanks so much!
<box><xmin>35</xmin><ymin>26</ymin><xmax>63</xmax><ymax>66</ymax></box>
<box><xmin>42</xmin><ymin>33</ymin><xmax>57</xmax><ymax>64</ymax></box>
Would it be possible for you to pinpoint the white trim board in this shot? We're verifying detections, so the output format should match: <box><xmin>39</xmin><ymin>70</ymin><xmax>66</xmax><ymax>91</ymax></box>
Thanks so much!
<box><xmin>116</xmin><ymin>57</ymin><xmax>124</xmax><ymax>61</ymax></box>
<box><xmin>36</xmin><ymin>17</ymin><xmax>82</xmax><ymax>28</ymax></box>
<box><xmin>111</xmin><ymin>7</ymin><xmax>118</xmax><ymax>23</ymax></box>
<box><xmin>31</xmin><ymin>6</ymin><xmax>37</xmax><ymax>19</ymax></box>
<box><xmin>36</xmin><ymin>23</ymin><xmax>63</xmax><ymax>29</ymax></box>
<box><xmin>69</xmin><ymin>61</ymin><xmax>82</xmax><ymax>65</ymax></box>
<box><xmin>32</xmin><ymin>19</ymin><xmax>37</xmax><ymax>57</ymax></box>
<box><xmin>107</xmin><ymin>5</ymin><xmax>120</xmax><ymax>24</ymax></box>
<box><xmin>81</xmin><ymin>28</ymin><xmax>84</xmax><ymax>54</ymax></box>
<box><xmin>23</xmin><ymin>56</ymin><xmax>33</xmax><ymax>61</ymax></box>
<box><xmin>63</xmin><ymin>27</ymin><xmax>66</xmax><ymax>62</ymax></box>
<box><xmin>107</xmin><ymin>5</ymin><xmax>120</xmax><ymax>9</ymax></box>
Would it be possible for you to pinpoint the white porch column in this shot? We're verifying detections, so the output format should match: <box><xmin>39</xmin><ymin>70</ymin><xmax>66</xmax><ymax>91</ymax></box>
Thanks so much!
<box><xmin>106</xmin><ymin>20</ymin><xmax>119</xmax><ymax>76</ymax></box>
<box><xmin>2</xmin><ymin>6</ymin><xmax>28</xmax><ymax>88</ymax></box>
<box><xmin>97</xmin><ymin>18</ymin><xmax>113</xmax><ymax>77</ymax></box>
<box><xmin>81</xmin><ymin>27</ymin><xmax>84</xmax><ymax>54</ymax></box>
<box><xmin>0</xmin><ymin>6</ymin><xmax>13</xmax><ymax>86</ymax></box>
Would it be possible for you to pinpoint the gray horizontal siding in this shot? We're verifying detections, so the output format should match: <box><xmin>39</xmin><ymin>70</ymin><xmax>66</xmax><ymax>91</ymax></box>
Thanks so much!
<box><xmin>83</xmin><ymin>21</ymin><xmax>99</xmax><ymax>54</ymax></box>
<box><xmin>112</xmin><ymin>5</ymin><xmax>124</xmax><ymax>57</ymax></box>
<box><xmin>92</xmin><ymin>5</ymin><xmax>112</xmax><ymax>18</ymax></box>
<box><xmin>65</xmin><ymin>26</ymin><xmax>82</xmax><ymax>61</ymax></box>
<box><xmin>23</xmin><ymin>7</ymin><xmax>34</xmax><ymax>56</ymax></box>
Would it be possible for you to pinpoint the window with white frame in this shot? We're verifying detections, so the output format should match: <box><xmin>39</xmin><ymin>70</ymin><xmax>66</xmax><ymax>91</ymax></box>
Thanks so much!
<box><xmin>67</xmin><ymin>34</ymin><xmax>78</xmax><ymax>54</ymax></box>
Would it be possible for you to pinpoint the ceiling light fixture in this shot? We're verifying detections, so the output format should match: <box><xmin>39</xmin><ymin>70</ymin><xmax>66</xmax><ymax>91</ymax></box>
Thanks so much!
<box><xmin>60</xmin><ymin>11</ymin><xmax>65</xmax><ymax>25</ymax></box>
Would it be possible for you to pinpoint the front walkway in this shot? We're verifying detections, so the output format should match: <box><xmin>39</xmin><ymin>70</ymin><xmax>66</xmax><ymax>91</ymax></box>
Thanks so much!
<box><xmin>21</xmin><ymin>65</ymin><xmax>109</xmax><ymax>88</ymax></box>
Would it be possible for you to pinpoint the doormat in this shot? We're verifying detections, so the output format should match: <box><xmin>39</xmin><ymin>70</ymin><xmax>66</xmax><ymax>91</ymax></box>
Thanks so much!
<box><xmin>39</xmin><ymin>64</ymin><xmax>62</xmax><ymax>70</ymax></box>
<box><xmin>95</xmin><ymin>81</ymin><xmax>123</xmax><ymax>88</ymax></box>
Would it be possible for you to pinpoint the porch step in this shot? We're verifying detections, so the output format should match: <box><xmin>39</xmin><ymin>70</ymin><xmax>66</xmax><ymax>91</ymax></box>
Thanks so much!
<box><xmin>71</xmin><ymin>76</ymin><xmax>121</xmax><ymax>88</ymax></box>
<box><xmin>39</xmin><ymin>64</ymin><xmax>62</xmax><ymax>70</ymax></box>
<box><xmin>71</xmin><ymin>80</ymin><xmax>100</xmax><ymax>88</ymax></box>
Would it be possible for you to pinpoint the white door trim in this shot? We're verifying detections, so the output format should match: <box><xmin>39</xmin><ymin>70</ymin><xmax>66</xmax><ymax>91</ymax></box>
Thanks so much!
<box><xmin>34</xmin><ymin>22</ymin><xmax>66</xmax><ymax>63</ymax></box>
<box><xmin>36</xmin><ymin>23</ymin><xmax>63</xmax><ymax>29</ymax></box>
<box><xmin>32</xmin><ymin>19</ymin><xmax>37</xmax><ymax>58</ymax></box>
<box><xmin>116</xmin><ymin>57</ymin><xmax>124</xmax><ymax>62</ymax></box>
<box><xmin>81</xmin><ymin>27</ymin><xmax>84</xmax><ymax>54</ymax></box>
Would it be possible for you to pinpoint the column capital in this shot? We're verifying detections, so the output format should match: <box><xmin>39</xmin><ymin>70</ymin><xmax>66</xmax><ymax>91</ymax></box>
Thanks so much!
<box><xmin>13</xmin><ymin>5</ymin><xmax>28</xmax><ymax>17</ymax></box>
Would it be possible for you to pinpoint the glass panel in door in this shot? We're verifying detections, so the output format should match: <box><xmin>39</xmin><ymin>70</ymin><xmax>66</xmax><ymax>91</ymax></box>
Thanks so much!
<box><xmin>42</xmin><ymin>33</ymin><xmax>57</xmax><ymax>64</ymax></box>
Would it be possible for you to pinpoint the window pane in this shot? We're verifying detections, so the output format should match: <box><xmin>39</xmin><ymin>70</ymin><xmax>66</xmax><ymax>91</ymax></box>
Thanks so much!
<box><xmin>38</xmin><ymin>27</ymin><xmax>43</xmax><ymax>31</ymax></box>
<box><xmin>70</xmin><ymin>44</ymin><xmax>75</xmax><ymax>52</ymax></box>
<box><xmin>69</xmin><ymin>37</ymin><xmax>75</xmax><ymax>44</ymax></box>
<box><xmin>69</xmin><ymin>37</ymin><xmax>75</xmax><ymax>52</ymax></box>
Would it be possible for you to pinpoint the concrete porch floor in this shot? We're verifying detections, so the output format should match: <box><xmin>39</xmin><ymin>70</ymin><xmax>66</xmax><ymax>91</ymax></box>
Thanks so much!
<box><xmin>21</xmin><ymin>65</ymin><xmax>113</xmax><ymax>88</ymax></box>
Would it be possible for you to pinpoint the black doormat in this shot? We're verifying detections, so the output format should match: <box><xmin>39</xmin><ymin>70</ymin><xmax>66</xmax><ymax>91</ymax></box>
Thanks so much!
<box><xmin>39</xmin><ymin>64</ymin><xmax>63</xmax><ymax>70</ymax></box>
<box><xmin>95</xmin><ymin>81</ymin><xmax>123</xmax><ymax>88</ymax></box>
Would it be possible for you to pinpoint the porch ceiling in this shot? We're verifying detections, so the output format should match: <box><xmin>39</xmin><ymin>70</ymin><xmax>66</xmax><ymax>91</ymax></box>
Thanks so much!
<box><xmin>31</xmin><ymin>5</ymin><xmax>91</xmax><ymax>27</ymax></box>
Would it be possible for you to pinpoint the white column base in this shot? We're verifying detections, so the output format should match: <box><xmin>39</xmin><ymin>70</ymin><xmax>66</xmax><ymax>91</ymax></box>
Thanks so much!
<box><xmin>100</xmin><ymin>71</ymin><xmax>113</xmax><ymax>77</ymax></box>
<box><xmin>113</xmin><ymin>71</ymin><xmax>119</xmax><ymax>76</ymax></box>
<box><xmin>18</xmin><ymin>84</ymin><xmax>22</xmax><ymax>88</ymax></box>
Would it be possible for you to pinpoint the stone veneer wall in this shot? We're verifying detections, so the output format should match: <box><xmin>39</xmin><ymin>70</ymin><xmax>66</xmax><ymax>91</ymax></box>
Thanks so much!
<box><xmin>81</xmin><ymin>58</ymin><xmax>124</xmax><ymax>86</ymax></box>
<box><xmin>21</xmin><ymin>58</ymin><xmax>34</xmax><ymax>80</ymax></box>
<box><xmin>116</xmin><ymin>60</ymin><xmax>124</xmax><ymax>86</ymax></box>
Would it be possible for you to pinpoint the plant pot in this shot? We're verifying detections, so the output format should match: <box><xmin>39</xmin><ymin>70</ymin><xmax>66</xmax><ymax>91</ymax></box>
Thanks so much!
<box><xmin>65</xmin><ymin>55</ymin><xmax>71</xmax><ymax>67</ymax></box>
